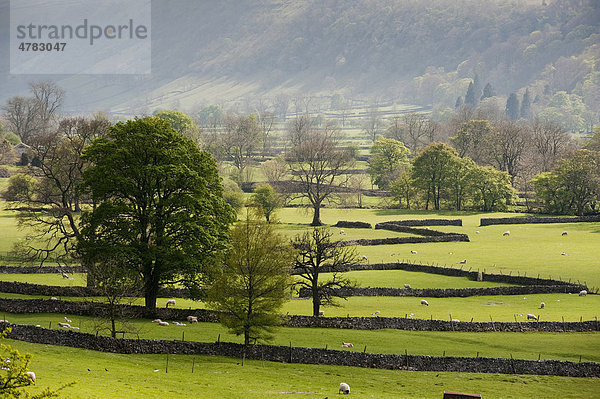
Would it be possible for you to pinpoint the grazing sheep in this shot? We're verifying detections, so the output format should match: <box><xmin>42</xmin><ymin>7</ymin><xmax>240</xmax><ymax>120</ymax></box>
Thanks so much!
<box><xmin>451</xmin><ymin>319</ymin><xmax>460</xmax><ymax>322</ymax></box>
<box><xmin>61</xmin><ymin>272</ymin><xmax>69</xmax><ymax>279</ymax></box>
<box><xmin>527</xmin><ymin>314</ymin><xmax>538</xmax><ymax>321</ymax></box>
<box><xmin>561</xmin><ymin>252</ymin><xmax>567</xmax><ymax>256</ymax></box>
<box><xmin>341</xmin><ymin>342</ymin><xmax>354</xmax><ymax>348</ymax></box>
<box><xmin>374</xmin><ymin>310</ymin><xmax>380</xmax><ymax>314</ymax></box>
<box><xmin>152</xmin><ymin>319</ymin><xmax>162</xmax><ymax>323</ymax></box>
<box><xmin>579</xmin><ymin>290</ymin><xmax>588</xmax><ymax>296</ymax></box>
<box><xmin>339</xmin><ymin>229</ymin><xmax>345</xmax><ymax>235</ymax></box>
<box><xmin>410</xmin><ymin>250</ymin><xmax>417</xmax><ymax>254</ymax></box>
<box><xmin>25</xmin><ymin>371</ymin><xmax>35</xmax><ymax>383</ymax></box>
<box><xmin>420</xmin><ymin>299</ymin><xmax>429</xmax><ymax>306</ymax></box>
<box><xmin>361</xmin><ymin>255</ymin><xmax>368</xmax><ymax>262</ymax></box>
<box><xmin>166</xmin><ymin>299</ymin><xmax>176</xmax><ymax>308</ymax></box>
<box><xmin>475</xmin><ymin>231</ymin><xmax>480</xmax><ymax>234</ymax></box>
<box><xmin>540</xmin><ymin>302</ymin><xmax>545</xmax><ymax>309</ymax></box>
<box><xmin>503</xmin><ymin>231</ymin><xmax>510</xmax><ymax>236</ymax></box>
<box><xmin>49</xmin><ymin>297</ymin><xmax>58</xmax><ymax>301</ymax></box>
<box><xmin>562</xmin><ymin>231</ymin><xmax>568</xmax><ymax>236</ymax></box>
<box><xmin>318</xmin><ymin>310</ymin><xmax>325</xmax><ymax>317</ymax></box>
<box><xmin>403</xmin><ymin>284</ymin><xmax>411</xmax><ymax>289</ymax></box>
<box><xmin>158</xmin><ymin>321</ymin><xmax>169</xmax><ymax>326</ymax></box>
<box><xmin>186</xmin><ymin>316</ymin><xmax>198</xmax><ymax>323</ymax></box>
<box><xmin>57</xmin><ymin>322</ymin><xmax>71</xmax><ymax>328</ymax></box>
<box><xmin>448</xmin><ymin>252</ymin><xmax>454</xmax><ymax>255</ymax></box>
<box><xmin>64</xmin><ymin>317</ymin><xmax>72</xmax><ymax>323</ymax></box>
<box><xmin>172</xmin><ymin>321</ymin><xmax>186</xmax><ymax>326</ymax></box>
<box><xmin>459</xmin><ymin>259</ymin><xmax>467</xmax><ymax>264</ymax></box>
<box><xmin>339</xmin><ymin>382</ymin><xmax>350</xmax><ymax>394</ymax></box>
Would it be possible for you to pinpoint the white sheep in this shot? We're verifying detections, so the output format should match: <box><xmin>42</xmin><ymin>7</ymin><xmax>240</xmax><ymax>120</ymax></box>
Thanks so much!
<box><xmin>172</xmin><ymin>321</ymin><xmax>186</xmax><ymax>326</ymax></box>
<box><xmin>451</xmin><ymin>319</ymin><xmax>460</xmax><ymax>322</ymax></box>
<box><xmin>61</xmin><ymin>272</ymin><xmax>69</xmax><ymax>279</ymax></box>
<box><xmin>527</xmin><ymin>314</ymin><xmax>538</xmax><ymax>321</ymax></box>
<box><xmin>318</xmin><ymin>310</ymin><xmax>325</xmax><ymax>317</ymax></box>
<box><xmin>152</xmin><ymin>319</ymin><xmax>162</xmax><ymax>323</ymax></box>
<box><xmin>25</xmin><ymin>371</ymin><xmax>35</xmax><ymax>383</ymax></box>
<box><xmin>459</xmin><ymin>259</ymin><xmax>467</xmax><ymax>264</ymax></box>
<box><xmin>49</xmin><ymin>297</ymin><xmax>58</xmax><ymax>301</ymax></box>
<box><xmin>404</xmin><ymin>284</ymin><xmax>411</xmax><ymax>289</ymax></box>
<box><xmin>341</xmin><ymin>342</ymin><xmax>354</xmax><ymax>348</ymax></box>
<box><xmin>410</xmin><ymin>250</ymin><xmax>417</xmax><ymax>254</ymax></box>
<box><xmin>540</xmin><ymin>302</ymin><xmax>545</xmax><ymax>309</ymax></box>
<box><xmin>503</xmin><ymin>231</ymin><xmax>510</xmax><ymax>236</ymax></box>
<box><xmin>561</xmin><ymin>252</ymin><xmax>567</xmax><ymax>256</ymax></box>
<box><xmin>475</xmin><ymin>231</ymin><xmax>480</xmax><ymax>234</ymax></box>
<box><xmin>64</xmin><ymin>317</ymin><xmax>72</xmax><ymax>323</ymax></box>
<box><xmin>166</xmin><ymin>299</ymin><xmax>176</xmax><ymax>308</ymax></box>
<box><xmin>158</xmin><ymin>321</ymin><xmax>169</xmax><ymax>326</ymax></box>
<box><xmin>186</xmin><ymin>316</ymin><xmax>198</xmax><ymax>323</ymax></box>
<box><xmin>57</xmin><ymin>322</ymin><xmax>71</xmax><ymax>328</ymax></box>
<box><xmin>361</xmin><ymin>255</ymin><xmax>368</xmax><ymax>261</ymax></box>
<box><xmin>374</xmin><ymin>310</ymin><xmax>380</xmax><ymax>314</ymax></box>
<box><xmin>579</xmin><ymin>290</ymin><xmax>588</xmax><ymax>296</ymax></box>
<box><xmin>339</xmin><ymin>382</ymin><xmax>350</xmax><ymax>394</ymax></box>
<box><xmin>420</xmin><ymin>299</ymin><xmax>429</xmax><ymax>306</ymax></box>
<box><xmin>562</xmin><ymin>231</ymin><xmax>568</xmax><ymax>236</ymax></box>
<box><xmin>339</xmin><ymin>229</ymin><xmax>345</xmax><ymax>235</ymax></box>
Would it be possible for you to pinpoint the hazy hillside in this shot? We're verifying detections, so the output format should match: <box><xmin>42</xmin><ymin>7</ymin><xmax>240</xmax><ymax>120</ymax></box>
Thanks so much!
<box><xmin>0</xmin><ymin>0</ymin><xmax>598</xmax><ymax>115</ymax></box>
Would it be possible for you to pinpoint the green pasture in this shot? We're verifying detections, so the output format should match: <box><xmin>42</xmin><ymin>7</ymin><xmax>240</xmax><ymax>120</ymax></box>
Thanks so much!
<box><xmin>323</xmin><ymin>270</ymin><xmax>515</xmax><ymax>289</ymax></box>
<box><xmin>2</xmin><ymin>313</ymin><xmax>599</xmax><ymax>363</ymax></box>
<box><xmin>8</xmin><ymin>340</ymin><xmax>598</xmax><ymax>399</ymax></box>
<box><xmin>0</xmin><ymin>290</ymin><xmax>597</xmax><ymax>322</ymax></box>
<box><xmin>0</xmin><ymin>273</ymin><xmax>87</xmax><ymax>286</ymax></box>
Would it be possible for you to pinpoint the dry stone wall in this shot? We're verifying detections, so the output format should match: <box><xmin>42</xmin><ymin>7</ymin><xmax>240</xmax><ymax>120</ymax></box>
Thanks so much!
<box><xmin>480</xmin><ymin>215</ymin><xmax>600</xmax><ymax>226</ymax></box>
<box><xmin>2</xmin><ymin>322</ymin><xmax>598</xmax><ymax>377</ymax></box>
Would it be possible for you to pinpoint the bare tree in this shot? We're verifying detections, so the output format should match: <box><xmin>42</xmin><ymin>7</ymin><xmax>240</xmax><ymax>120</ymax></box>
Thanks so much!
<box><xmin>221</xmin><ymin>114</ymin><xmax>261</xmax><ymax>180</ymax></box>
<box><xmin>2</xmin><ymin>81</ymin><xmax>64</xmax><ymax>144</ymax></box>
<box><xmin>486</xmin><ymin>120</ymin><xmax>530</xmax><ymax>181</ymax></box>
<box><xmin>286</xmin><ymin>119</ymin><xmax>354</xmax><ymax>226</ymax></box>
<box><xmin>362</xmin><ymin>105</ymin><xmax>383</xmax><ymax>142</ymax></box>
<box><xmin>529</xmin><ymin>117</ymin><xmax>572</xmax><ymax>172</ymax></box>
<box><xmin>292</xmin><ymin>228</ymin><xmax>359</xmax><ymax>317</ymax></box>
<box><xmin>4</xmin><ymin>117</ymin><xmax>110</xmax><ymax>266</ymax></box>
<box><xmin>2</xmin><ymin>97</ymin><xmax>39</xmax><ymax>144</ymax></box>
<box><xmin>402</xmin><ymin>113</ymin><xmax>437</xmax><ymax>153</ymax></box>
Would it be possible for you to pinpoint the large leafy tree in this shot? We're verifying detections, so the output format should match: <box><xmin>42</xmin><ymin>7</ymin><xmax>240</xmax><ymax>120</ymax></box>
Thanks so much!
<box><xmin>368</xmin><ymin>138</ymin><xmax>410</xmax><ymax>189</ymax></box>
<box><xmin>249</xmin><ymin>183</ymin><xmax>282</xmax><ymax>223</ymax></box>
<box><xmin>79</xmin><ymin>117</ymin><xmax>235</xmax><ymax>310</ymax></box>
<box><xmin>206</xmin><ymin>217</ymin><xmax>293</xmax><ymax>346</ymax></box>
<box><xmin>531</xmin><ymin>150</ymin><xmax>600</xmax><ymax>215</ymax></box>
<box><xmin>292</xmin><ymin>228</ymin><xmax>359</xmax><ymax>317</ymax></box>
<box><xmin>411</xmin><ymin>143</ymin><xmax>460</xmax><ymax>210</ymax></box>
<box><xmin>468</xmin><ymin>165</ymin><xmax>515</xmax><ymax>211</ymax></box>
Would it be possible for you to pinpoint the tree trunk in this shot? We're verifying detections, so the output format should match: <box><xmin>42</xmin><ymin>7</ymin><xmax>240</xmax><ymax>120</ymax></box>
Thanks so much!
<box><xmin>311</xmin><ymin>204</ymin><xmax>323</xmax><ymax>226</ymax></box>
<box><xmin>244</xmin><ymin>329</ymin><xmax>250</xmax><ymax>346</ymax></box>
<box><xmin>312</xmin><ymin>284</ymin><xmax>320</xmax><ymax>316</ymax></box>
<box><xmin>144</xmin><ymin>278</ymin><xmax>159</xmax><ymax>310</ymax></box>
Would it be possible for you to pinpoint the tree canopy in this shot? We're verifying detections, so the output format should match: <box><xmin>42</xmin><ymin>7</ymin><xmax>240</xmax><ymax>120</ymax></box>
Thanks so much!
<box><xmin>79</xmin><ymin>117</ymin><xmax>235</xmax><ymax>310</ymax></box>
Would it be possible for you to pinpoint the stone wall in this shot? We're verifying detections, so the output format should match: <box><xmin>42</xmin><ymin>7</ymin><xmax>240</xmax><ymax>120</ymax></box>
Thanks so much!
<box><xmin>0</xmin><ymin>266</ymin><xmax>87</xmax><ymax>274</ymax></box>
<box><xmin>376</xmin><ymin>223</ymin><xmax>453</xmax><ymax>237</ymax></box>
<box><xmin>309</xmin><ymin>262</ymin><xmax>576</xmax><ymax>287</ymax></box>
<box><xmin>286</xmin><ymin>315</ymin><xmax>600</xmax><ymax>333</ymax></box>
<box><xmin>337</xmin><ymin>235</ymin><xmax>470</xmax><ymax>246</ymax></box>
<box><xmin>0</xmin><ymin>297</ymin><xmax>596</xmax><ymax>333</ymax></box>
<box><xmin>2</xmin><ymin>322</ymin><xmax>598</xmax><ymax>377</ymax></box>
<box><xmin>298</xmin><ymin>284</ymin><xmax>586</xmax><ymax>298</ymax></box>
<box><xmin>480</xmin><ymin>215</ymin><xmax>600</xmax><ymax>226</ymax></box>
<box><xmin>0</xmin><ymin>281</ymin><xmax>190</xmax><ymax>298</ymax></box>
<box><xmin>333</xmin><ymin>221</ymin><xmax>372</xmax><ymax>229</ymax></box>
<box><xmin>376</xmin><ymin>219</ymin><xmax>463</xmax><ymax>227</ymax></box>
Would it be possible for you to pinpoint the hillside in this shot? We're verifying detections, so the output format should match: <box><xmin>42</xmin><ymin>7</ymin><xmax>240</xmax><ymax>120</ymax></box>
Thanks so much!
<box><xmin>0</xmin><ymin>0</ymin><xmax>598</xmax><ymax>116</ymax></box>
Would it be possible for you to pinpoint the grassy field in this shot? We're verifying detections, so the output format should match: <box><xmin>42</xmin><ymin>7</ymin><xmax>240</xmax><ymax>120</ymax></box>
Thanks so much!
<box><xmin>8</xmin><ymin>340</ymin><xmax>599</xmax><ymax>399</ymax></box>
<box><xmin>1</xmin><ymin>205</ymin><xmax>599</xmax><ymax>398</ymax></box>
<box><xmin>0</xmin><ymin>290</ymin><xmax>597</xmax><ymax>322</ymax></box>
<box><xmin>3</xmin><ymin>313</ymin><xmax>599</xmax><ymax>363</ymax></box>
